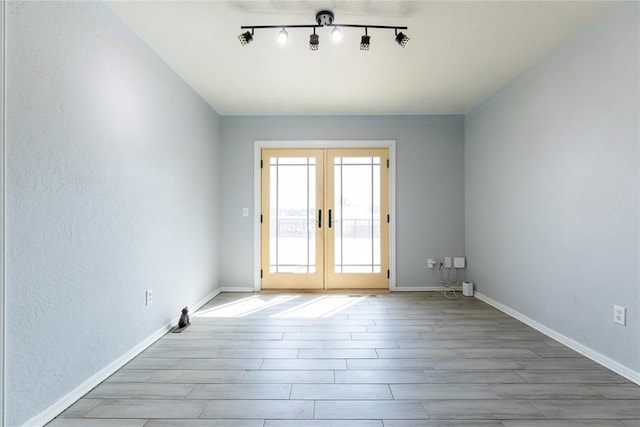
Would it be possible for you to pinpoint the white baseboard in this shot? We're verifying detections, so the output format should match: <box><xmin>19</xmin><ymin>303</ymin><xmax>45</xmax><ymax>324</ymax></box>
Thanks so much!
<box><xmin>394</xmin><ymin>285</ymin><xmax>463</xmax><ymax>292</ymax></box>
<box><xmin>26</xmin><ymin>288</ymin><xmax>222</xmax><ymax>427</ymax></box>
<box><xmin>475</xmin><ymin>292</ymin><xmax>640</xmax><ymax>386</ymax></box>
<box><xmin>221</xmin><ymin>286</ymin><xmax>255</xmax><ymax>293</ymax></box>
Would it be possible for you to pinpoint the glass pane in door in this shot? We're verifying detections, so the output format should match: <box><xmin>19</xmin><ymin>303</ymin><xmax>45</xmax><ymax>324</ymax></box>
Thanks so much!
<box><xmin>333</xmin><ymin>156</ymin><xmax>381</xmax><ymax>273</ymax></box>
<box><xmin>269</xmin><ymin>157</ymin><xmax>316</xmax><ymax>273</ymax></box>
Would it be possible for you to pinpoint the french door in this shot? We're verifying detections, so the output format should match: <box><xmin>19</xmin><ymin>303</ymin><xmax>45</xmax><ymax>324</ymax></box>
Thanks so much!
<box><xmin>261</xmin><ymin>148</ymin><xmax>389</xmax><ymax>289</ymax></box>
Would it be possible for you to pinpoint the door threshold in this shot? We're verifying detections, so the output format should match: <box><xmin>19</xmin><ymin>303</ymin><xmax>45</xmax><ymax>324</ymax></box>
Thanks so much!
<box><xmin>260</xmin><ymin>289</ymin><xmax>390</xmax><ymax>294</ymax></box>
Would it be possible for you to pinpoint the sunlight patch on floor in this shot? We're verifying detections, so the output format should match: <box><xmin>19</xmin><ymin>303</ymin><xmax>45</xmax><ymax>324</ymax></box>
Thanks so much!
<box><xmin>270</xmin><ymin>295</ymin><xmax>367</xmax><ymax>318</ymax></box>
<box><xmin>195</xmin><ymin>295</ymin><xmax>299</xmax><ymax>318</ymax></box>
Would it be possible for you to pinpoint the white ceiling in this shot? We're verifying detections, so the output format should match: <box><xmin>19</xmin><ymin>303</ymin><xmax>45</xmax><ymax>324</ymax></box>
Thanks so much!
<box><xmin>106</xmin><ymin>1</ymin><xmax>613</xmax><ymax>116</ymax></box>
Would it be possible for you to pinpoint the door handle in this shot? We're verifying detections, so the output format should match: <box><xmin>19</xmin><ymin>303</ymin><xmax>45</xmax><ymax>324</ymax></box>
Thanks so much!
<box><xmin>318</xmin><ymin>209</ymin><xmax>322</xmax><ymax>228</ymax></box>
<box><xmin>328</xmin><ymin>209</ymin><xmax>332</xmax><ymax>228</ymax></box>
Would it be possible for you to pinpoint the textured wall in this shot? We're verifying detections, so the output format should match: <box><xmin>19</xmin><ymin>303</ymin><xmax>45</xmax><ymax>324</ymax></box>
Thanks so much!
<box><xmin>465</xmin><ymin>4</ymin><xmax>639</xmax><ymax>373</ymax></box>
<box><xmin>219</xmin><ymin>115</ymin><xmax>465</xmax><ymax>288</ymax></box>
<box><xmin>6</xmin><ymin>2</ymin><xmax>221</xmax><ymax>425</ymax></box>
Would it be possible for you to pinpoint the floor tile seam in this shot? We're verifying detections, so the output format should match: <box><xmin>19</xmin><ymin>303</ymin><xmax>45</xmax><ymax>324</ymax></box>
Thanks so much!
<box><xmin>387</xmin><ymin>384</ymin><xmax>396</xmax><ymax>400</ymax></box>
<box><xmin>420</xmin><ymin>398</ymin><xmax>548</xmax><ymax>420</ymax></box>
<box><xmin>486</xmin><ymin>381</ymin><xmax>602</xmax><ymax>396</ymax></box>
<box><xmin>525</xmin><ymin>398</ymin><xmax>640</xmax><ymax>419</ymax></box>
<box><xmin>93</xmin><ymin>381</ymin><xmax>202</xmax><ymax>390</ymax></box>
<box><xmin>90</xmin><ymin>393</ymin><xmax>207</xmax><ymax>401</ymax></box>
<box><xmin>194</xmin><ymin>398</ymin><xmax>209</xmax><ymax>419</ymax></box>
<box><xmin>60</xmin><ymin>416</ymin><xmax>155</xmax><ymax>423</ymax></box>
<box><xmin>515</xmin><ymin>368</ymin><xmax>630</xmax><ymax>376</ymax></box>
<box><xmin>586</xmin><ymin>384</ymin><xmax>640</xmax><ymax>399</ymax></box>
<box><xmin>137</xmin><ymin>354</ymin><xmax>224</xmax><ymax>359</ymax></box>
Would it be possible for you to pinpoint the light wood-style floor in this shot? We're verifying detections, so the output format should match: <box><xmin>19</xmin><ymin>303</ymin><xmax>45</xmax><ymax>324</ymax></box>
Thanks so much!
<box><xmin>51</xmin><ymin>292</ymin><xmax>640</xmax><ymax>426</ymax></box>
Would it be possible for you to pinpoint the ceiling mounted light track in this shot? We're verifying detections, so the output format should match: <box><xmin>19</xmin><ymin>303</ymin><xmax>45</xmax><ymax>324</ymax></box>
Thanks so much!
<box><xmin>238</xmin><ymin>10</ymin><xmax>409</xmax><ymax>51</ymax></box>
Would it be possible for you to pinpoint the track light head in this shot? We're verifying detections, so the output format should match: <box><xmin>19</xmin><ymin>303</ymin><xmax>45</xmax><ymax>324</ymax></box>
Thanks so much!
<box><xmin>309</xmin><ymin>31</ymin><xmax>319</xmax><ymax>51</ymax></box>
<box><xmin>238</xmin><ymin>30</ymin><xmax>253</xmax><ymax>46</ymax></box>
<box><xmin>277</xmin><ymin>28</ymin><xmax>289</xmax><ymax>44</ymax></box>
<box><xmin>360</xmin><ymin>34</ymin><xmax>370</xmax><ymax>50</ymax></box>
<box><xmin>395</xmin><ymin>31</ymin><xmax>409</xmax><ymax>47</ymax></box>
<box><xmin>331</xmin><ymin>27</ymin><xmax>343</xmax><ymax>42</ymax></box>
<box><xmin>360</xmin><ymin>28</ymin><xmax>370</xmax><ymax>50</ymax></box>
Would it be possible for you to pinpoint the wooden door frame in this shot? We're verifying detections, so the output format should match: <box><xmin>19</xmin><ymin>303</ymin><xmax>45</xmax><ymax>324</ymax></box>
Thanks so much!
<box><xmin>253</xmin><ymin>140</ymin><xmax>396</xmax><ymax>292</ymax></box>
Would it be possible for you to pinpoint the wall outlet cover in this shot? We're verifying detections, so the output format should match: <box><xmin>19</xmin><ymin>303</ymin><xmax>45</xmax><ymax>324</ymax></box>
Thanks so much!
<box><xmin>613</xmin><ymin>305</ymin><xmax>626</xmax><ymax>326</ymax></box>
<box><xmin>454</xmin><ymin>257</ymin><xmax>466</xmax><ymax>268</ymax></box>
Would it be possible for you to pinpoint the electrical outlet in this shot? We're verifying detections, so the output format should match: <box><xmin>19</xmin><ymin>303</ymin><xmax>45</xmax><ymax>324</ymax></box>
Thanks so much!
<box><xmin>613</xmin><ymin>305</ymin><xmax>626</xmax><ymax>326</ymax></box>
<box><xmin>146</xmin><ymin>290</ymin><xmax>153</xmax><ymax>306</ymax></box>
<box><xmin>444</xmin><ymin>257</ymin><xmax>452</xmax><ymax>268</ymax></box>
<box><xmin>242</xmin><ymin>207</ymin><xmax>249</xmax><ymax>217</ymax></box>
<box><xmin>454</xmin><ymin>257</ymin><xmax>466</xmax><ymax>268</ymax></box>
<box><xmin>428</xmin><ymin>258</ymin><xmax>436</xmax><ymax>269</ymax></box>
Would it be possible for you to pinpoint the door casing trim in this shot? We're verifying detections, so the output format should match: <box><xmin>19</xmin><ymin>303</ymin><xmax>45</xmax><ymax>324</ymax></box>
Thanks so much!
<box><xmin>253</xmin><ymin>140</ymin><xmax>396</xmax><ymax>292</ymax></box>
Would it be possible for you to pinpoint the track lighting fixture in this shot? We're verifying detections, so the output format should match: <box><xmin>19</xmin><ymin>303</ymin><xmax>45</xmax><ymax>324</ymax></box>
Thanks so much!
<box><xmin>360</xmin><ymin>28</ymin><xmax>370</xmax><ymax>50</ymax></box>
<box><xmin>395</xmin><ymin>30</ymin><xmax>409</xmax><ymax>48</ymax></box>
<box><xmin>238</xmin><ymin>10</ymin><xmax>408</xmax><ymax>50</ymax></box>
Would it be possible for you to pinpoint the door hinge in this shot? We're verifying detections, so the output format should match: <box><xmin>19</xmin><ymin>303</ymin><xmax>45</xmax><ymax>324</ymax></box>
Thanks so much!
<box><xmin>260</xmin><ymin>159</ymin><xmax>263</xmax><ymax>168</ymax></box>
<box><xmin>387</xmin><ymin>269</ymin><xmax>390</xmax><ymax>279</ymax></box>
<box><xmin>386</xmin><ymin>159</ymin><xmax>389</xmax><ymax>168</ymax></box>
<box><xmin>387</xmin><ymin>214</ymin><xmax>390</xmax><ymax>223</ymax></box>
<box><xmin>260</xmin><ymin>214</ymin><xmax>263</xmax><ymax>223</ymax></box>
<box><xmin>261</xmin><ymin>269</ymin><xmax>263</xmax><ymax>279</ymax></box>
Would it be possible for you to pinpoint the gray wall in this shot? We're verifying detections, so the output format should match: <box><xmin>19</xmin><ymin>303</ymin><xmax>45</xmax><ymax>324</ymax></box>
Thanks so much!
<box><xmin>465</xmin><ymin>3</ymin><xmax>639</xmax><ymax>373</ymax></box>
<box><xmin>6</xmin><ymin>2</ymin><xmax>222</xmax><ymax>425</ymax></box>
<box><xmin>219</xmin><ymin>116</ymin><xmax>465</xmax><ymax>288</ymax></box>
